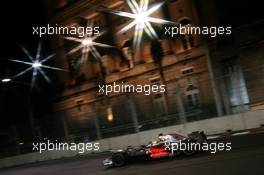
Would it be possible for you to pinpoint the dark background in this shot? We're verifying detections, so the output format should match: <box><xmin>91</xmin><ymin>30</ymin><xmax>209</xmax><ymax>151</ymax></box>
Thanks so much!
<box><xmin>0</xmin><ymin>1</ymin><xmax>54</xmax><ymax>140</ymax></box>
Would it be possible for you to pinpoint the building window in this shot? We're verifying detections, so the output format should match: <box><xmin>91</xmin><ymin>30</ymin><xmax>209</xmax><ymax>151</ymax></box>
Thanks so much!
<box><xmin>181</xmin><ymin>67</ymin><xmax>194</xmax><ymax>75</ymax></box>
<box><xmin>180</xmin><ymin>35</ymin><xmax>188</xmax><ymax>50</ymax></box>
<box><xmin>150</xmin><ymin>76</ymin><xmax>161</xmax><ymax>86</ymax></box>
<box><xmin>150</xmin><ymin>76</ymin><xmax>167</xmax><ymax>116</ymax></box>
<box><xmin>179</xmin><ymin>18</ymin><xmax>195</xmax><ymax>50</ymax></box>
<box><xmin>181</xmin><ymin>34</ymin><xmax>194</xmax><ymax>50</ymax></box>
<box><xmin>122</xmin><ymin>40</ymin><xmax>134</xmax><ymax>68</ymax></box>
<box><xmin>76</xmin><ymin>99</ymin><xmax>84</xmax><ymax>112</ymax></box>
<box><xmin>185</xmin><ymin>84</ymin><xmax>199</xmax><ymax>108</ymax></box>
<box><xmin>180</xmin><ymin>18</ymin><xmax>190</xmax><ymax>26</ymax></box>
<box><xmin>223</xmin><ymin>57</ymin><xmax>249</xmax><ymax>113</ymax></box>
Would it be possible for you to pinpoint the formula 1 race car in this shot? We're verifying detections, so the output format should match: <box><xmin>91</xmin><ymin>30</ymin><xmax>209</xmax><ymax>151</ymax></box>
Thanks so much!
<box><xmin>102</xmin><ymin>131</ymin><xmax>207</xmax><ymax>167</ymax></box>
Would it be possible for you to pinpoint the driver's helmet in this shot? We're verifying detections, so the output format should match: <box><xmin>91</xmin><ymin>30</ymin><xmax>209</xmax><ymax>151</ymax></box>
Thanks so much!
<box><xmin>158</xmin><ymin>133</ymin><xmax>164</xmax><ymax>141</ymax></box>
<box><xmin>159</xmin><ymin>134</ymin><xmax>178</xmax><ymax>142</ymax></box>
<box><xmin>149</xmin><ymin>140</ymin><xmax>158</xmax><ymax>146</ymax></box>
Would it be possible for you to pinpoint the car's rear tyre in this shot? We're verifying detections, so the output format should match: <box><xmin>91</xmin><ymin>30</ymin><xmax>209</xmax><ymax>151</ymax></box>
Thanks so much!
<box><xmin>112</xmin><ymin>153</ymin><xmax>126</xmax><ymax>167</ymax></box>
<box><xmin>183</xmin><ymin>139</ymin><xmax>197</xmax><ymax>156</ymax></box>
<box><xmin>183</xmin><ymin>149</ymin><xmax>196</xmax><ymax>156</ymax></box>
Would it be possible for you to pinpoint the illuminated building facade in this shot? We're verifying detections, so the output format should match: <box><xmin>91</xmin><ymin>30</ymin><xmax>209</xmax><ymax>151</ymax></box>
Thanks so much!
<box><xmin>45</xmin><ymin>0</ymin><xmax>264</xmax><ymax>141</ymax></box>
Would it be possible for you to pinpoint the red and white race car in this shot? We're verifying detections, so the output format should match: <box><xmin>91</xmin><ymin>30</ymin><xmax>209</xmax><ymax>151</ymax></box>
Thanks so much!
<box><xmin>103</xmin><ymin>131</ymin><xmax>207</xmax><ymax>167</ymax></box>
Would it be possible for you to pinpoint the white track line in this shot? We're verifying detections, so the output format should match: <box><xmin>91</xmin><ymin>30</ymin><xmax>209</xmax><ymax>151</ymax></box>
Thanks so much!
<box><xmin>232</xmin><ymin>131</ymin><xmax>250</xmax><ymax>136</ymax></box>
<box><xmin>207</xmin><ymin>135</ymin><xmax>220</xmax><ymax>140</ymax></box>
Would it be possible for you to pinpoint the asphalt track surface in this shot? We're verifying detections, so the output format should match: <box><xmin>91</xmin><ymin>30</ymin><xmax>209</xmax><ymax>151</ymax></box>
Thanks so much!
<box><xmin>0</xmin><ymin>133</ymin><xmax>264</xmax><ymax>175</ymax></box>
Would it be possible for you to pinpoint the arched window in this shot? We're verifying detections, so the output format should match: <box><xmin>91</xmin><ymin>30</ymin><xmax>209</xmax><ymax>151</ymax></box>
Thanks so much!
<box><xmin>122</xmin><ymin>40</ymin><xmax>134</xmax><ymax>68</ymax></box>
<box><xmin>180</xmin><ymin>18</ymin><xmax>190</xmax><ymax>26</ymax></box>
<box><xmin>179</xmin><ymin>18</ymin><xmax>195</xmax><ymax>50</ymax></box>
<box><xmin>185</xmin><ymin>83</ymin><xmax>200</xmax><ymax>108</ymax></box>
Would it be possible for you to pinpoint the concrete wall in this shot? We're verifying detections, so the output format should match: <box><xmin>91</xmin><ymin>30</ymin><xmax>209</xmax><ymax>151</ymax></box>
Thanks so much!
<box><xmin>1</xmin><ymin>110</ymin><xmax>264</xmax><ymax>168</ymax></box>
<box><xmin>99</xmin><ymin>110</ymin><xmax>264</xmax><ymax>149</ymax></box>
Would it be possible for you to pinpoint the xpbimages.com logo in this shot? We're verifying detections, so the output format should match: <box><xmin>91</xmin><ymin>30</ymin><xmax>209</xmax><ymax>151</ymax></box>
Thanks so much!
<box><xmin>164</xmin><ymin>141</ymin><xmax>232</xmax><ymax>154</ymax></box>
<box><xmin>164</xmin><ymin>25</ymin><xmax>232</xmax><ymax>38</ymax></box>
<box><xmin>98</xmin><ymin>82</ymin><xmax>166</xmax><ymax>95</ymax></box>
<box><xmin>32</xmin><ymin>24</ymin><xmax>100</xmax><ymax>37</ymax></box>
<box><xmin>32</xmin><ymin>140</ymin><xmax>100</xmax><ymax>154</ymax></box>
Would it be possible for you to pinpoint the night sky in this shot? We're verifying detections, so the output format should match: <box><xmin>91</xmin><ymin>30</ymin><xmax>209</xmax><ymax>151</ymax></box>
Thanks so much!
<box><xmin>0</xmin><ymin>0</ymin><xmax>263</xmax><ymax>140</ymax></box>
<box><xmin>0</xmin><ymin>1</ymin><xmax>53</xmax><ymax>136</ymax></box>
<box><xmin>215</xmin><ymin>0</ymin><xmax>264</xmax><ymax>26</ymax></box>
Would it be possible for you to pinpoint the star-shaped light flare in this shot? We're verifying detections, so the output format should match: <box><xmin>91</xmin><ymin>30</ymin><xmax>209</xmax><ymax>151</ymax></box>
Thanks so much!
<box><xmin>64</xmin><ymin>29</ymin><xmax>112</xmax><ymax>63</ymax></box>
<box><xmin>108</xmin><ymin>0</ymin><xmax>174</xmax><ymax>49</ymax></box>
<box><xmin>10</xmin><ymin>42</ymin><xmax>66</xmax><ymax>87</ymax></box>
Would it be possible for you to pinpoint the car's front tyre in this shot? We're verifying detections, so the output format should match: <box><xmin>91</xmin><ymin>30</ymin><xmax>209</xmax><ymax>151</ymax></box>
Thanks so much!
<box><xmin>112</xmin><ymin>153</ymin><xmax>126</xmax><ymax>167</ymax></box>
